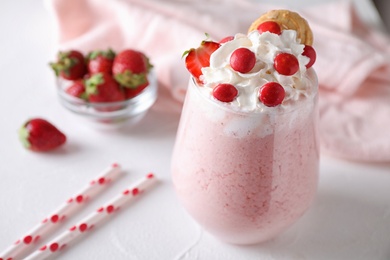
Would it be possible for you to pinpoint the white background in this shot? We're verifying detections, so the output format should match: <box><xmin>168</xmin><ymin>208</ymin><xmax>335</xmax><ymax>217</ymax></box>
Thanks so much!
<box><xmin>0</xmin><ymin>0</ymin><xmax>389</xmax><ymax>259</ymax></box>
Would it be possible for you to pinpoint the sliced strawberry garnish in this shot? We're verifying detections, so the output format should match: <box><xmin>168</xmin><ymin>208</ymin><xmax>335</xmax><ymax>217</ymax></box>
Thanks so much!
<box><xmin>302</xmin><ymin>45</ymin><xmax>316</xmax><ymax>69</ymax></box>
<box><xmin>219</xmin><ymin>36</ymin><xmax>234</xmax><ymax>44</ymax></box>
<box><xmin>183</xmin><ymin>40</ymin><xmax>220</xmax><ymax>82</ymax></box>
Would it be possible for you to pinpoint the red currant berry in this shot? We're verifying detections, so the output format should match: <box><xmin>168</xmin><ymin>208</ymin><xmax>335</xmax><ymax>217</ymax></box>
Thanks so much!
<box><xmin>257</xmin><ymin>21</ymin><xmax>281</xmax><ymax>35</ymax></box>
<box><xmin>302</xmin><ymin>45</ymin><xmax>316</xmax><ymax>68</ymax></box>
<box><xmin>230</xmin><ymin>48</ymin><xmax>256</xmax><ymax>73</ymax></box>
<box><xmin>274</xmin><ymin>53</ymin><xmax>299</xmax><ymax>76</ymax></box>
<box><xmin>219</xmin><ymin>36</ymin><xmax>234</xmax><ymax>44</ymax></box>
<box><xmin>259</xmin><ymin>82</ymin><xmax>285</xmax><ymax>107</ymax></box>
<box><xmin>213</xmin><ymin>83</ymin><xmax>238</xmax><ymax>102</ymax></box>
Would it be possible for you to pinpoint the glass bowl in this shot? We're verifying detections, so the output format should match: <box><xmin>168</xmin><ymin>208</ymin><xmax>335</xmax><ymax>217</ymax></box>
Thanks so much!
<box><xmin>56</xmin><ymin>71</ymin><xmax>158</xmax><ymax>129</ymax></box>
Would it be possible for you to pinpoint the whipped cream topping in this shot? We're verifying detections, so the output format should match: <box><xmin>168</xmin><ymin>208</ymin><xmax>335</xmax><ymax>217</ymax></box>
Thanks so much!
<box><xmin>199</xmin><ymin>30</ymin><xmax>316</xmax><ymax>112</ymax></box>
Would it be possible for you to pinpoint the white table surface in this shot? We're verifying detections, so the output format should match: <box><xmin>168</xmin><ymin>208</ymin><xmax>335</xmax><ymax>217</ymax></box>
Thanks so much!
<box><xmin>1</xmin><ymin>0</ymin><xmax>389</xmax><ymax>259</ymax></box>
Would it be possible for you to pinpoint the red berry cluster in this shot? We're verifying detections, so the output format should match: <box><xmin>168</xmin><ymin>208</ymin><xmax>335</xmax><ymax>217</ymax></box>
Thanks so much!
<box><xmin>213</xmin><ymin>22</ymin><xmax>316</xmax><ymax>107</ymax></box>
<box><xmin>255</xmin><ymin>21</ymin><xmax>316</xmax><ymax>107</ymax></box>
<box><xmin>185</xmin><ymin>22</ymin><xmax>317</xmax><ymax>107</ymax></box>
<box><xmin>256</xmin><ymin>21</ymin><xmax>316</xmax><ymax>70</ymax></box>
<box><xmin>50</xmin><ymin>48</ymin><xmax>153</xmax><ymax>102</ymax></box>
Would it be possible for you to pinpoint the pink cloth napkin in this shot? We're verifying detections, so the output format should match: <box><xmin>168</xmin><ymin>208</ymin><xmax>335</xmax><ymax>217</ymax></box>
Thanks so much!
<box><xmin>45</xmin><ymin>0</ymin><xmax>390</xmax><ymax>162</ymax></box>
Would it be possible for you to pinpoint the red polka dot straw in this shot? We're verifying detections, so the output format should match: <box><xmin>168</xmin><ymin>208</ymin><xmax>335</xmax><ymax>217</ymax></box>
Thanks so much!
<box><xmin>0</xmin><ymin>164</ymin><xmax>122</xmax><ymax>260</ymax></box>
<box><xmin>24</xmin><ymin>173</ymin><xmax>157</xmax><ymax>260</ymax></box>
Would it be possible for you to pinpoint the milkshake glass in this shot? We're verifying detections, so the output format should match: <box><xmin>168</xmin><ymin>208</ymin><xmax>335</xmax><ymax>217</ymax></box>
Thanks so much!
<box><xmin>172</xmin><ymin>22</ymin><xmax>319</xmax><ymax>245</ymax></box>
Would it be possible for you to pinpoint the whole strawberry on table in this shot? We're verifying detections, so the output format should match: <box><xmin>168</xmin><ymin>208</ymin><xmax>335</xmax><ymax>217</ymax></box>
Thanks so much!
<box><xmin>50</xmin><ymin>48</ymin><xmax>153</xmax><ymax>103</ymax></box>
<box><xmin>19</xmin><ymin>118</ymin><xmax>66</xmax><ymax>152</ymax></box>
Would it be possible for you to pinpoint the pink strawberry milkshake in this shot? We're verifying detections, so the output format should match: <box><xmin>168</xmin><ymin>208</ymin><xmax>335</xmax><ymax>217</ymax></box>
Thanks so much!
<box><xmin>172</xmin><ymin>27</ymin><xmax>319</xmax><ymax>245</ymax></box>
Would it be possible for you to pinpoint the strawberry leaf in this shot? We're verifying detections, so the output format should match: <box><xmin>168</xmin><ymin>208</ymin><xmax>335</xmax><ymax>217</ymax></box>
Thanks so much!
<box><xmin>88</xmin><ymin>48</ymin><xmax>116</xmax><ymax>60</ymax></box>
<box><xmin>114</xmin><ymin>71</ymin><xmax>148</xmax><ymax>88</ymax></box>
<box><xmin>182</xmin><ymin>49</ymin><xmax>193</xmax><ymax>58</ymax></box>
<box><xmin>85</xmin><ymin>73</ymin><xmax>104</xmax><ymax>95</ymax></box>
<box><xmin>49</xmin><ymin>55</ymin><xmax>79</xmax><ymax>77</ymax></box>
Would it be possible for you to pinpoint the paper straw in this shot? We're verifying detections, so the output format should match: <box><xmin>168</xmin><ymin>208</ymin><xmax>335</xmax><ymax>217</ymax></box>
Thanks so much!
<box><xmin>24</xmin><ymin>173</ymin><xmax>156</xmax><ymax>260</ymax></box>
<box><xmin>0</xmin><ymin>163</ymin><xmax>122</xmax><ymax>260</ymax></box>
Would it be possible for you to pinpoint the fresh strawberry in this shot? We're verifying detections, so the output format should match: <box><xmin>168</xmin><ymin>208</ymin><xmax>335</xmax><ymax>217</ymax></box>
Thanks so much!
<box><xmin>302</xmin><ymin>45</ymin><xmax>316</xmax><ymax>68</ymax></box>
<box><xmin>50</xmin><ymin>50</ymin><xmax>87</xmax><ymax>80</ymax></box>
<box><xmin>85</xmin><ymin>72</ymin><xmax>125</xmax><ymax>103</ymax></box>
<box><xmin>219</xmin><ymin>36</ymin><xmax>234</xmax><ymax>44</ymax></box>
<box><xmin>87</xmin><ymin>48</ymin><xmax>116</xmax><ymax>74</ymax></box>
<box><xmin>124</xmin><ymin>80</ymin><xmax>149</xmax><ymax>99</ymax></box>
<box><xmin>112</xmin><ymin>49</ymin><xmax>152</xmax><ymax>88</ymax></box>
<box><xmin>65</xmin><ymin>80</ymin><xmax>87</xmax><ymax>100</ymax></box>
<box><xmin>19</xmin><ymin>118</ymin><xmax>66</xmax><ymax>152</ymax></box>
<box><xmin>183</xmin><ymin>40</ymin><xmax>220</xmax><ymax>83</ymax></box>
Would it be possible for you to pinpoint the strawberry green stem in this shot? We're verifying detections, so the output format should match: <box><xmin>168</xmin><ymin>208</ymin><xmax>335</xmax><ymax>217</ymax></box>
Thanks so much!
<box><xmin>114</xmin><ymin>71</ymin><xmax>147</xmax><ymax>88</ymax></box>
<box><xmin>50</xmin><ymin>52</ymin><xmax>79</xmax><ymax>77</ymax></box>
<box><xmin>87</xmin><ymin>48</ymin><xmax>116</xmax><ymax>60</ymax></box>
<box><xmin>85</xmin><ymin>73</ymin><xmax>104</xmax><ymax>95</ymax></box>
<box><xmin>18</xmin><ymin>125</ymin><xmax>31</xmax><ymax>149</ymax></box>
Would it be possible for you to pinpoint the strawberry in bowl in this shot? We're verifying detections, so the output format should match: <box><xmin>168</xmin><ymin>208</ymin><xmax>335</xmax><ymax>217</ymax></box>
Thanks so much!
<box><xmin>51</xmin><ymin>48</ymin><xmax>157</xmax><ymax>128</ymax></box>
